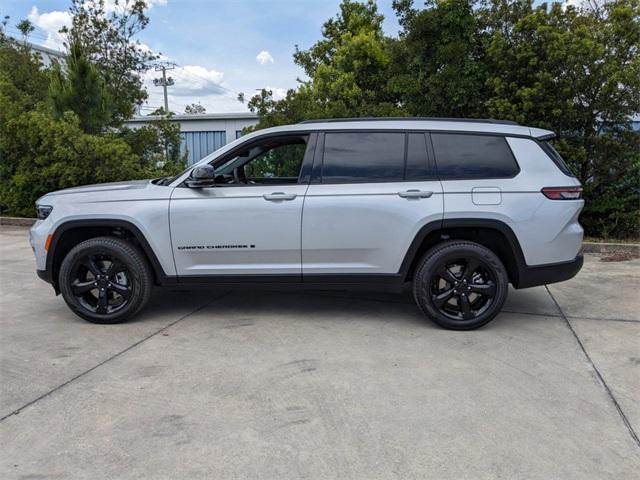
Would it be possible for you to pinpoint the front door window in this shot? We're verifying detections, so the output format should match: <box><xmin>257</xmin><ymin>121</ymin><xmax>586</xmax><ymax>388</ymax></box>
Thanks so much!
<box><xmin>215</xmin><ymin>136</ymin><xmax>308</xmax><ymax>185</ymax></box>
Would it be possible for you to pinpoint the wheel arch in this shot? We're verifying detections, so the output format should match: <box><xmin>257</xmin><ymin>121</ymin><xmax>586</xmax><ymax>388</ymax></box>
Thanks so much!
<box><xmin>46</xmin><ymin>219</ymin><xmax>168</xmax><ymax>291</ymax></box>
<box><xmin>400</xmin><ymin>219</ymin><xmax>527</xmax><ymax>287</ymax></box>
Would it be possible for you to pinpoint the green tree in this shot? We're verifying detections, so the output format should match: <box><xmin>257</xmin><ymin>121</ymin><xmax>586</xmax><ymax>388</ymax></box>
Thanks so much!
<box><xmin>62</xmin><ymin>0</ymin><xmax>158</xmax><ymax>125</ymax></box>
<box><xmin>0</xmin><ymin>35</ymin><xmax>181</xmax><ymax>217</ymax></box>
<box><xmin>15</xmin><ymin>19</ymin><xmax>35</xmax><ymax>42</ymax></box>
<box><xmin>184</xmin><ymin>102</ymin><xmax>206</xmax><ymax>114</ymax></box>
<box><xmin>248</xmin><ymin>0</ymin><xmax>401</xmax><ymax>128</ymax></box>
<box><xmin>391</xmin><ymin>0</ymin><xmax>487</xmax><ymax>117</ymax></box>
<box><xmin>49</xmin><ymin>38</ymin><xmax>113</xmax><ymax>134</ymax></box>
<box><xmin>148</xmin><ymin>106</ymin><xmax>173</xmax><ymax>116</ymax></box>
<box><xmin>0</xmin><ymin>34</ymin><xmax>51</xmax><ymax>195</ymax></box>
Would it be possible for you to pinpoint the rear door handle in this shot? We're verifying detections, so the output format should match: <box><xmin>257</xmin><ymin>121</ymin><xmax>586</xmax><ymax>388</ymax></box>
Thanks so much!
<box><xmin>263</xmin><ymin>192</ymin><xmax>297</xmax><ymax>201</ymax></box>
<box><xmin>398</xmin><ymin>189</ymin><xmax>433</xmax><ymax>199</ymax></box>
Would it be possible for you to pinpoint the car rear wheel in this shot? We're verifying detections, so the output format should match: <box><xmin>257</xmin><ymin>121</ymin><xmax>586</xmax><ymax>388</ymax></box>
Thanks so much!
<box><xmin>413</xmin><ymin>240</ymin><xmax>509</xmax><ymax>330</ymax></box>
<box><xmin>59</xmin><ymin>237</ymin><xmax>153</xmax><ymax>324</ymax></box>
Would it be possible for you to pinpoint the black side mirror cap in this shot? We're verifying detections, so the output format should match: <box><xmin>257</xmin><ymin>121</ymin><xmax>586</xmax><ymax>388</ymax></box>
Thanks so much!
<box><xmin>185</xmin><ymin>165</ymin><xmax>215</xmax><ymax>188</ymax></box>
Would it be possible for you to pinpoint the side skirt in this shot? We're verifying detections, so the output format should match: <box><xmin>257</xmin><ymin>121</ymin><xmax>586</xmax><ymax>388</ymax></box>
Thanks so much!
<box><xmin>167</xmin><ymin>274</ymin><xmax>405</xmax><ymax>292</ymax></box>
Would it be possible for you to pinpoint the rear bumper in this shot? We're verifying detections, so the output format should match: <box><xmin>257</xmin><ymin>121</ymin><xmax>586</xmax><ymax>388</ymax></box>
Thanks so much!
<box><xmin>516</xmin><ymin>253</ymin><xmax>583</xmax><ymax>289</ymax></box>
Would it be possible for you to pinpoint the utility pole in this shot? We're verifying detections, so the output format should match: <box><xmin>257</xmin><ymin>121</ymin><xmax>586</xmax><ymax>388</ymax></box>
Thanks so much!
<box><xmin>152</xmin><ymin>62</ymin><xmax>176</xmax><ymax>113</ymax></box>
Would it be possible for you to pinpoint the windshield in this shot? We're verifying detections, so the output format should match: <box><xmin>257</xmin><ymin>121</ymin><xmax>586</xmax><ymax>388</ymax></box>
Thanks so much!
<box><xmin>152</xmin><ymin>171</ymin><xmax>188</xmax><ymax>186</ymax></box>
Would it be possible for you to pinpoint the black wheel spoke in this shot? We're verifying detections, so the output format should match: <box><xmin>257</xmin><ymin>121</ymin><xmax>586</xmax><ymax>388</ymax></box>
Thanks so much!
<box><xmin>109</xmin><ymin>282</ymin><xmax>131</xmax><ymax>299</ymax></box>
<box><xmin>85</xmin><ymin>258</ymin><xmax>103</xmax><ymax>277</ymax></box>
<box><xmin>432</xmin><ymin>288</ymin><xmax>455</xmax><ymax>307</ymax></box>
<box><xmin>437</xmin><ymin>266</ymin><xmax>458</xmax><ymax>284</ymax></box>
<box><xmin>96</xmin><ymin>288</ymin><xmax>108</xmax><ymax>314</ymax></box>
<box><xmin>461</xmin><ymin>259</ymin><xmax>480</xmax><ymax>281</ymax></box>
<box><xmin>106</xmin><ymin>260</ymin><xmax>125</xmax><ymax>277</ymax></box>
<box><xmin>459</xmin><ymin>295</ymin><xmax>473</xmax><ymax>319</ymax></box>
<box><xmin>468</xmin><ymin>282</ymin><xmax>496</xmax><ymax>297</ymax></box>
<box><xmin>71</xmin><ymin>281</ymin><xmax>95</xmax><ymax>296</ymax></box>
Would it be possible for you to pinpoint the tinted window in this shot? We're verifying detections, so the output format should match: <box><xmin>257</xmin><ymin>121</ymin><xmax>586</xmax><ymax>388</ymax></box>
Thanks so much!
<box><xmin>542</xmin><ymin>141</ymin><xmax>574</xmax><ymax>177</ymax></box>
<box><xmin>322</xmin><ymin>132</ymin><xmax>405</xmax><ymax>183</ymax></box>
<box><xmin>245</xmin><ymin>142</ymin><xmax>307</xmax><ymax>180</ymax></box>
<box><xmin>215</xmin><ymin>135</ymin><xmax>308</xmax><ymax>185</ymax></box>
<box><xmin>431</xmin><ymin>133</ymin><xmax>518</xmax><ymax>179</ymax></box>
<box><xmin>405</xmin><ymin>133</ymin><xmax>432</xmax><ymax>180</ymax></box>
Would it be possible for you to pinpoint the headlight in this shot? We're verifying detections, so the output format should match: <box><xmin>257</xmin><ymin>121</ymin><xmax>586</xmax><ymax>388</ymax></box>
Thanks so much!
<box><xmin>36</xmin><ymin>205</ymin><xmax>53</xmax><ymax>220</ymax></box>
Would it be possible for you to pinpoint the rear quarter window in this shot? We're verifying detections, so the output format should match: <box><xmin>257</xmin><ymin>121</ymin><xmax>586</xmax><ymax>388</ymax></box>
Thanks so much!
<box><xmin>431</xmin><ymin>133</ymin><xmax>519</xmax><ymax>180</ymax></box>
<box><xmin>540</xmin><ymin>141</ymin><xmax>575</xmax><ymax>177</ymax></box>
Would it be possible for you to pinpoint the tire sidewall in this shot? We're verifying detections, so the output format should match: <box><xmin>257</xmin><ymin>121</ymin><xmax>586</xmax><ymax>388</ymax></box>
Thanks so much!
<box><xmin>413</xmin><ymin>241</ymin><xmax>509</xmax><ymax>330</ymax></box>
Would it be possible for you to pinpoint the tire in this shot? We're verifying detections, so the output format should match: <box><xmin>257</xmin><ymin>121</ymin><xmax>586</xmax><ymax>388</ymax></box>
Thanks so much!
<box><xmin>412</xmin><ymin>240</ymin><xmax>509</xmax><ymax>330</ymax></box>
<box><xmin>58</xmin><ymin>236</ymin><xmax>153</xmax><ymax>324</ymax></box>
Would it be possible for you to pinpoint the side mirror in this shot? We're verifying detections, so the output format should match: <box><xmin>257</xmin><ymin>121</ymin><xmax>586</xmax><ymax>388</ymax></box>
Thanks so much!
<box><xmin>185</xmin><ymin>165</ymin><xmax>215</xmax><ymax>188</ymax></box>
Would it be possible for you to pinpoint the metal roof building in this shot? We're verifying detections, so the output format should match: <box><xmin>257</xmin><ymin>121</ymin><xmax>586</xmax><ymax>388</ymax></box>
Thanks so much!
<box><xmin>124</xmin><ymin>112</ymin><xmax>258</xmax><ymax>165</ymax></box>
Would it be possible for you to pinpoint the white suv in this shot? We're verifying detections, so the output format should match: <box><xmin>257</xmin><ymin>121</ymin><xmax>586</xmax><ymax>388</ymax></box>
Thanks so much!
<box><xmin>30</xmin><ymin>118</ymin><xmax>584</xmax><ymax>330</ymax></box>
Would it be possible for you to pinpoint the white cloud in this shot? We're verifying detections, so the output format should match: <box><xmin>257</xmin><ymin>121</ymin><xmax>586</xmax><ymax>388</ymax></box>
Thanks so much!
<box><xmin>563</xmin><ymin>0</ymin><xmax>592</xmax><ymax>10</ymax></box>
<box><xmin>147</xmin><ymin>0</ymin><xmax>168</xmax><ymax>7</ymax></box>
<box><xmin>26</xmin><ymin>1</ymin><xmax>168</xmax><ymax>50</ymax></box>
<box><xmin>144</xmin><ymin>65</ymin><xmax>226</xmax><ymax>98</ymax></box>
<box><xmin>256</xmin><ymin>50</ymin><xmax>274</xmax><ymax>65</ymax></box>
<box><xmin>27</xmin><ymin>7</ymin><xmax>71</xmax><ymax>50</ymax></box>
<box><xmin>266</xmin><ymin>87</ymin><xmax>287</xmax><ymax>100</ymax></box>
<box><xmin>141</xmin><ymin>64</ymin><xmax>254</xmax><ymax>114</ymax></box>
<box><xmin>103</xmin><ymin>0</ymin><xmax>167</xmax><ymax>13</ymax></box>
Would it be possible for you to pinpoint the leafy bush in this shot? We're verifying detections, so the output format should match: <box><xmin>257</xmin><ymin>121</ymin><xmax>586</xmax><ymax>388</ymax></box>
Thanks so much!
<box><xmin>118</xmin><ymin>117</ymin><xmax>187</xmax><ymax>177</ymax></box>
<box><xmin>0</xmin><ymin>110</ymin><xmax>146</xmax><ymax>217</ymax></box>
<box><xmin>0</xmin><ymin>35</ymin><xmax>185</xmax><ymax>218</ymax></box>
<box><xmin>578</xmin><ymin>138</ymin><xmax>640</xmax><ymax>239</ymax></box>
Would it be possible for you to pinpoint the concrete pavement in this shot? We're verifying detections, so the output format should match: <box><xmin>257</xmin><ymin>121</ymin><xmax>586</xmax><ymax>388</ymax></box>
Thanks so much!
<box><xmin>1</xmin><ymin>226</ymin><xmax>638</xmax><ymax>479</ymax></box>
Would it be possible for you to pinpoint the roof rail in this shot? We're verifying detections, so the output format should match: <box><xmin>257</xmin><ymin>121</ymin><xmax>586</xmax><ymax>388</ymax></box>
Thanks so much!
<box><xmin>298</xmin><ymin>117</ymin><xmax>520</xmax><ymax>126</ymax></box>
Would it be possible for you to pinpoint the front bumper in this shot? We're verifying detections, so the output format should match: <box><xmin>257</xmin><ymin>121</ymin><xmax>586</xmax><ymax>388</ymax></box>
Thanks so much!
<box><xmin>36</xmin><ymin>269</ymin><xmax>51</xmax><ymax>283</ymax></box>
<box><xmin>516</xmin><ymin>253</ymin><xmax>584</xmax><ymax>289</ymax></box>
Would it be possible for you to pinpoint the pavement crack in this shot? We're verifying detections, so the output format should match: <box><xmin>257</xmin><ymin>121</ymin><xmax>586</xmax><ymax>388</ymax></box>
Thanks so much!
<box><xmin>567</xmin><ymin>315</ymin><xmax>639</xmax><ymax>324</ymax></box>
<box><xmin>0</xmin><ymin>292</ymin><xmax>228</xmax><ymax>423</ymax></box>
<box><xmin>545</xmin><ymin>286</ymin><xmax>640</xmax><ymax>448</ymax></box>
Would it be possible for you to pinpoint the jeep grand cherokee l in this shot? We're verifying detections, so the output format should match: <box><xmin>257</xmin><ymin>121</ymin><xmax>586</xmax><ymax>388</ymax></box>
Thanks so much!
<box><xmin>30</xmin><ymin>118</ymin><xmax>584</xmax><ymax>330</ymax></box>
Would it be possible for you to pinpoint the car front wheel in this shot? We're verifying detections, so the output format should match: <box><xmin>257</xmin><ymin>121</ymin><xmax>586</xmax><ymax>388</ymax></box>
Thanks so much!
<box><xmin>58</xmin><ymin>237</ymin><xmax>153</xmax><ymax>324</ymax></box>
<box><xmin>413</xmin><ymin>240</ymin><xmax>509</xmax><ymax>330</ymax></box>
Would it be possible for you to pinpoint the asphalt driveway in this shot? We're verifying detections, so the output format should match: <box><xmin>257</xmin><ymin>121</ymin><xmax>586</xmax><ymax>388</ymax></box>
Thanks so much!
<box><xmin>0</xmin><ymin>226</ymin><xmax>638</xmax><ymax>479</ymax></box>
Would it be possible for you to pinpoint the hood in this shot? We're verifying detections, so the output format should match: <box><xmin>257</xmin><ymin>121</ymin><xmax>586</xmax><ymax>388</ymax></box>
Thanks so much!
<box><xmin>41</xmin><ymin>180</ymin><xmax>151</xmax><ymax>198</ymax></box>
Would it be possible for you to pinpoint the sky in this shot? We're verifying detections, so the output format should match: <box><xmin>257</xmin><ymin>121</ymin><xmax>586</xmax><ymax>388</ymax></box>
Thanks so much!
<box><xmin>1</xmin><ymin>0</ymin><xmax>402</xmax><ymax>114</ymax></box>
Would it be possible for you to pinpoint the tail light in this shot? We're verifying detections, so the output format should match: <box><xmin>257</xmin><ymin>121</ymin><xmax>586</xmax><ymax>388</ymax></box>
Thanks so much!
<box><xmin>541</xmin><ymin>186</ymin><xmax>583</xmax><ymax>200</ymax></box>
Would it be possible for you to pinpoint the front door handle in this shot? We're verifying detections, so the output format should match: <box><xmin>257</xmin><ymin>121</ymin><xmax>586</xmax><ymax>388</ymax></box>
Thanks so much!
<box><xmin>263</xmin><ymin>192</ymin><xmax>297</xmax><ymax>201</ymax></box>
<box><xmin>398</xmin><ymin>189</ymin><xmax>433</xmax><ymax>199</ymax></box>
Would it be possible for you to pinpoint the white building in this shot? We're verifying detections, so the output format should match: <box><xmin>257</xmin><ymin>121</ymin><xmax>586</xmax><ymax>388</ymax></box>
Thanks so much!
<box><xmin>24</xmin><ymin>40</ymin><xmax>65</xmax><ymax>67</ymax></box>
<box><xmin>124</xmin><ymin>112</ymin><xmax>258</xmax><ymax>165</ymax></box>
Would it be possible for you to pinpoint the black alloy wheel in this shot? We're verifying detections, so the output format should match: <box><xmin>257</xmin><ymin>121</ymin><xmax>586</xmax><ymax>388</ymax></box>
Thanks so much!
<box><xmin>59</xmin><ymin>237</ymin><xmax>153</xmax><ymax>324</ymax></box>
<box><xmin>70</xmin><ymin>254</ymin><xmax>132</xmax><ymax>315</ymax></box>
<box><xmin>413</xmin><ymin>240</ymin><xmax>509</xmax><ymax>330</ymax></box>
<box><xmin>430</xmin><ymin>257</ymin><xmax>497</xmax><ymax>321</ymax></box>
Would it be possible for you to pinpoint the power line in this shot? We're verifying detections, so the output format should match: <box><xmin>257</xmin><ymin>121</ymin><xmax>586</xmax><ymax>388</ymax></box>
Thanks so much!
<box><xmin>174</xmin><ymin>65</ymin><xmax>245</xmax><ymax>103</ymax></box>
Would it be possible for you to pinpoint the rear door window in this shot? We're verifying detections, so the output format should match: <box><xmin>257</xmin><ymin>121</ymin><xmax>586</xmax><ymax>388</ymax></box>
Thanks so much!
<box><xmin>321</xmin><ymin>132</ymin><xmax>405</xmax><ymax>183</ymax></box>
<box><xmin>431</xmin><ymin>133</ymin><xmax>519</xmax><ymax>180</ymax></box>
